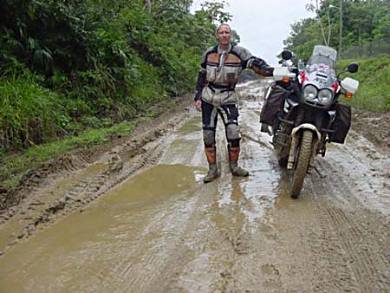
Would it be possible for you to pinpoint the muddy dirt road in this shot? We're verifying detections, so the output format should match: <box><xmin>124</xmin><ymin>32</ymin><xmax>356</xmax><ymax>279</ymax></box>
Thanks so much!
<box><xmin>0</xmin><ymin>81</ymin><xmax>389</xmax><ymax>292</ymax></box>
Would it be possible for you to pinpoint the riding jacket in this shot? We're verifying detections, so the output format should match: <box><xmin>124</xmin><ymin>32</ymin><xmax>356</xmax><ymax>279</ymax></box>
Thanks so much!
<box><xmin>194</xmin><ymin>44</ymin><xmax>273</xmax><ymax>106</ymax></box>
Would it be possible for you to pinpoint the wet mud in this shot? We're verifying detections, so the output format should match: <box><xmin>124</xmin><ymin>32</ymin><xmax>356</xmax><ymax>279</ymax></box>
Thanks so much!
<box><xmin>0</xmin><ymin>80</ymin><xmax>389</xmax><ymax>292</ymax></box>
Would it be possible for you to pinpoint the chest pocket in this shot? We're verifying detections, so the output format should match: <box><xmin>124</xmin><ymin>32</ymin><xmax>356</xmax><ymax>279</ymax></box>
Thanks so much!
<box><xmin>222</xmin><ymin>53</ymin><xmax>242</xmax><ymax>83</ymax></box>
<box><xmin>206</xmin><ymin>65</ymin><xmax>217</xmax><ymax>82</ymax></box>
<box><xmin>205</xmin><ymin>52</ymin><xmax>219</xmax><ymax>83</ymax></box>
<box><xmin>221</xmin><ymin>65</ymin><xmax>241</xmax><ymax>84</ymax></box>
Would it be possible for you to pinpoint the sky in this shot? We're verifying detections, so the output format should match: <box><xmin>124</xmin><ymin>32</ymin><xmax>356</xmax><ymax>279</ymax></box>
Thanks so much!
<box><xmin>191</xmin><ymin>0</ymin><xmax>315</xmax><ymax>65</ymax></box>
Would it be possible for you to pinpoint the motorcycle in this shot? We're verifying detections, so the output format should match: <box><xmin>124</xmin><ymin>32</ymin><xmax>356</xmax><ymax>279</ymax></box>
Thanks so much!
<box><xmin>260</xmin><ymin>45</ymin><xmax>359</xmax><ymax>198</ymax></box>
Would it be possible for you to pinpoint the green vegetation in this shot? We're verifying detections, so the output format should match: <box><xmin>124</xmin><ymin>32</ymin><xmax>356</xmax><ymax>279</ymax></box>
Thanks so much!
<box><xmin>0</xmin><ymin>120</ymin><xmax>136</xmax><ymax>190</ymax></box>
<box><xmin>0</xmin><ymin>0</ymin><xmax>231</xmax><ymax>151</ymax></box>
<box><xmin>0</xmin><ymin>71</ymin><xmax>65</xmax><ymax>149</ymax></box>
<box><xmin>0</xmin><ymin>0</ymin><xmax>235</xmax><ymax>190</ymax></box>
<box><xmin>285</xmin><ymin>0</ymin><xmax>390</xmax><ymax>60</ymax></box>
<box><xmin>338</xmin><ymin>55</ymin><xmax>390</xmax><ymax>111</ymax></box>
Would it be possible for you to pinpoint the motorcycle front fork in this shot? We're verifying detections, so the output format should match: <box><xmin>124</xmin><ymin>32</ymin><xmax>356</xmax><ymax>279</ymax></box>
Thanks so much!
<box><xmin>317</xmin><ymin>137</ymin><xmax>327</xmax><ymax>157</ymax></box>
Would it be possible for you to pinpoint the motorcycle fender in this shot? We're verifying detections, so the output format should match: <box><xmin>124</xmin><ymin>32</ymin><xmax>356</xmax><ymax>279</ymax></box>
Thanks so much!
<box><xmin>287</xmin><ymin>124</ymin><xmax>321</xmax><ymax>169</ymax></box>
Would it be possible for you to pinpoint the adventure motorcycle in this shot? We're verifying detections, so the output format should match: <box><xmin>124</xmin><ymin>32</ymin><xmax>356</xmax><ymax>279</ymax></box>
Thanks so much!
<box><xmin>260</xmin><ymin>45</ymin><xmax>359</xmax><ymax>198</ymax></box>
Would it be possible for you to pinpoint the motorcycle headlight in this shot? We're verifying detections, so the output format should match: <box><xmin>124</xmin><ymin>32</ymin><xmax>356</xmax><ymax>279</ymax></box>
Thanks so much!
<box><xmin>303</xmin><ymin>85</ymin><xmax>318</xmax><ymax>101</ymax></box>
<box><xmin>318</xmin><ymin>88</ymin><xmax>334</xmax><ymax>105</ymax></box>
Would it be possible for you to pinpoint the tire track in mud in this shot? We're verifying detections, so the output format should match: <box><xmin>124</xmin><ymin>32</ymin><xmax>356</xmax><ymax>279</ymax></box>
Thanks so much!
<box><xmin>309</xmin><ymin>159</ymin><xmax>390</xmax><ymax>292</ymax></box>
<box><xmin>326</xmin><ymin>206</ymin><xmax>390</xmax><ymax>291</ymax></box>
<box><xmin>0</xmin><ymin>154</ymin><xmax>88</xmax><ymax>210</ymax></box>
<box><xmin>28</xmin><ymin>137</ymin><xmax>166</xmax><ymax>226</ymax></box>
<box><xmin>306</xmin><ymin>186</ymin><xmax>361</xmax><ymax>292</ymax></box>
<box><xmin>326</xmin><ymin>130</ymin><xmax>390</xmax><ymax>214</ymax></box>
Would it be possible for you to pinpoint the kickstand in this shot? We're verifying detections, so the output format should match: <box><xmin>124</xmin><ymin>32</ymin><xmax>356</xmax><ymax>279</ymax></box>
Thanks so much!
<box><xmin>311</xmin><ymin>165</ymin><xmax>326</xmax><ymax>178</ymax></box>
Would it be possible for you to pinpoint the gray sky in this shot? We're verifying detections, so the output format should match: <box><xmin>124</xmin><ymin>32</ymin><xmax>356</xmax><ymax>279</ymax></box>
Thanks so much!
<box><xmin>191</xmin><ymin>0</ymin><xmax>315</xmax><ymax>65</ymax></box>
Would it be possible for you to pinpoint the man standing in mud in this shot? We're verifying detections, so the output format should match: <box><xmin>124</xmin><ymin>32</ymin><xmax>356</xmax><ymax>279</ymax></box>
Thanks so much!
<box><xmin>194</xmin><ymin>23</ymin><xmax>274</xmax><ymax>183</ymax></box>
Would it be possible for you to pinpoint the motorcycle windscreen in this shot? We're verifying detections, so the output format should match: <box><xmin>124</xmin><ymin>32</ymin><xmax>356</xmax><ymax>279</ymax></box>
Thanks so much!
<box><xmin>305</xmin><ymin>46</ymin><xmax>338</xmax><ymax>90</ymax></box>
<box><xmin>308</xmin><ymin>45</ymin><xmax>337</xmax><ymax>68</ymax></box>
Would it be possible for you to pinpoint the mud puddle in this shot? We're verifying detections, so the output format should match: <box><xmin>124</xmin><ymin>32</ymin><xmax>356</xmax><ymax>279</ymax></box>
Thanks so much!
<box><xmin>0</xmin><ymin>165</ymin><xmax>201</xmax><ymax>292</ymax></box>
<box><xmin>0</xmin><ymin>163</ymin><xmax>106</xmax><ymax>251</ymax></box>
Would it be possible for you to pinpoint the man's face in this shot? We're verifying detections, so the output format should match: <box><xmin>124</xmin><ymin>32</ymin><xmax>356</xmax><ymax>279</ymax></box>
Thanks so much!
<box><xmin>217</xmin><ymin>25</ymin><xmax>231</xmax><ymax>46</ymax></box>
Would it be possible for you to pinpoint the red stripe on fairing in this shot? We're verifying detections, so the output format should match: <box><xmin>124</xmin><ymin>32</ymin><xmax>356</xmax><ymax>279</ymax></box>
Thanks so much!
<box><xmin>331</xmin><ymin>81</ymin><xmax>340</xmax><ymax>93</ymax></box>
<box><xmin>299</xmin><ymin>71</ymin><xmax>308</xmax><ymax>85</ymax></box>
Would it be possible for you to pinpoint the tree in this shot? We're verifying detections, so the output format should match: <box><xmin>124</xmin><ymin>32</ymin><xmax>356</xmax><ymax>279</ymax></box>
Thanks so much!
<box><xmin>284</xmin><ymin>0</ymin><xmax>390</xmax><ymax>59</ymax></box>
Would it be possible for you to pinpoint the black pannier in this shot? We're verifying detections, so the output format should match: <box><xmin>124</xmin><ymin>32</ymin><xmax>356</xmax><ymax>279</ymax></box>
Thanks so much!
<box><xmin>260</xmin><ymin>85</ymin><xmax>288</xmax><ymax>126</ymax></box>
<box><xmin>329</xmin><ymin>103</ymin><xmax>351</xmax><ymax>144</ymax></box>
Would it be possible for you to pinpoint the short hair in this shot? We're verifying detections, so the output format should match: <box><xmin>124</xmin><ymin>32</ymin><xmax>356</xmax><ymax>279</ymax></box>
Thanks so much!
<box><xmin>216</xmin><ymin>23</ymin><xmax>231</xmax><ymax>34</ymax></box>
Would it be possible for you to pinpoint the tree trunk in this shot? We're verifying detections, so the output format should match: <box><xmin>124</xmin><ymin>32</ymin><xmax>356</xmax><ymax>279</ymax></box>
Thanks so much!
<box><xmin>145</xmin><ymin>0</ymin><xmax>151</xmax><ymax>13</ymax></box>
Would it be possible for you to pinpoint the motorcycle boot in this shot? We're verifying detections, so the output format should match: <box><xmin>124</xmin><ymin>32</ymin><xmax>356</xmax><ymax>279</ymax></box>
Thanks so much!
<box><xmin>228</xmin><ymin>146</ymin><xmax>249</xmax><ymax>177</ymax></box>
<box><xmin>203</xmin><ymin>147</ymin><xmax>220</xmax><ymax>183</ymax></box>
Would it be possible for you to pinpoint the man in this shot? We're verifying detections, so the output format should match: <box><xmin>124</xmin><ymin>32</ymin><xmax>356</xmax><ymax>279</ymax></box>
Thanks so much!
<box><xmin>194</xmin><ymin>23</ymin><xmax>273</xmax><ymax>183</ymax></box>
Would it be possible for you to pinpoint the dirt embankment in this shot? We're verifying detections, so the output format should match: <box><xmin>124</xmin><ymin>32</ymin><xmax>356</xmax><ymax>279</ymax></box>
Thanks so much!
<box><xmin>352</xmin><ymin>109</ymin><xmax>390</xmax><ymax>153</ymax></box>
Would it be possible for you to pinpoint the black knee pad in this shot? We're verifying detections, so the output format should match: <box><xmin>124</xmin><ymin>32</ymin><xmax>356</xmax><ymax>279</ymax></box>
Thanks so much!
<box><xmin>203</xmin><ymin>129</ymin><xmax>216</xmax><ymax>147</ymax></box>
<box><xmin>226</xmin><ymin>123</ymin><xmax>240</xmax><ymax>141</ymax></box>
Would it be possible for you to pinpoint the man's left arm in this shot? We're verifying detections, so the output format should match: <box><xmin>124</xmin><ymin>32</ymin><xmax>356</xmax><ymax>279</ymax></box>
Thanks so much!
<box><xmin>247</xmin><ymin>57</ymin><xmax>274</xmax><ymax>77</ymax></box>
<box><xmin>236</xmin><ymin>46</ymin><xmax>274</xmax><ymax>77</ymax></box>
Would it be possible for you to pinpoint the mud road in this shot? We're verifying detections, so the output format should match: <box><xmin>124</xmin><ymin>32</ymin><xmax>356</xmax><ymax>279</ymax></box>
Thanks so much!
<box><xmin>0</xmin><ymin>80</ymin><xmax>389</xmax><ymax>292</ymax></box>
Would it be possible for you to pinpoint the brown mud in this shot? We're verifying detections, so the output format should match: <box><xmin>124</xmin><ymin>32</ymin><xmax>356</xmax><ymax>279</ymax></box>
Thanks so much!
<box><xmin>352</xmin><ymin>109</ymin><xmax>390</xmax><ymax>154</ymax></box>
<box><xmin>0</xmin><ymin>81</ymin><xmax>389</xmax><ymax>292</ymax></box>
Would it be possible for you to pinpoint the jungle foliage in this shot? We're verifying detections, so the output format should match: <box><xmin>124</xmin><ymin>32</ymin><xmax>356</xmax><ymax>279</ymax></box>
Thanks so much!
<box><xmin>338</xmin><ymin>55</ymin><xmax>390</xmax><ymax>111</ymax></box>
<box><xmin>284</xmin><ymin>0</ymin><xmax>390</xmax><ymax>60</ymax></box>
<box><xmin>0</xmin><ymin>0</ymin><xmax>230</xmax><ymax>150</ymax></box>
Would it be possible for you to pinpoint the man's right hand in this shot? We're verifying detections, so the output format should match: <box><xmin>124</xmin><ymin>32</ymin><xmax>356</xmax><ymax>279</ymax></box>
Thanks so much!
<box><xmin>194</xmin><ymin>99</ymin><xmax>202</xmax><ymax>112</ymax></box>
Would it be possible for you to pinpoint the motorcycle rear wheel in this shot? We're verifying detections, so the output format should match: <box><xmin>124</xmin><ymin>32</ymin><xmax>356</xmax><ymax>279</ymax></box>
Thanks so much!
<box><xmin>290</xmin><ymin>130</ymin><xmax>313</xmax><ymax>198</ymax></box>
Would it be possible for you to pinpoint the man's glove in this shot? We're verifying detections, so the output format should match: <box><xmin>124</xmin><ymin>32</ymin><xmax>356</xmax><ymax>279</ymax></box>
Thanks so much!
<box><xmin>247</xmin><ymin>57</ymin><xmax>267</xmax><ymax>68</ymax></box>
<box><xmin>247</xmin><ymin>57</ymin><xmax>274</xmax><ymax>77</ymax></box>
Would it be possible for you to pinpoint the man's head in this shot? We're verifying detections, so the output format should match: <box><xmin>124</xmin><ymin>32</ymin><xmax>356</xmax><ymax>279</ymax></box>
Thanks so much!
<box><xmin>216</xmin><ymin>23</ymin><xmax>231</xmax><ymax>47</ymax></box>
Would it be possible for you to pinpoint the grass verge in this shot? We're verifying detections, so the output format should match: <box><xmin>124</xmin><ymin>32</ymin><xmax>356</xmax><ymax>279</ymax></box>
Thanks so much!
<box><xmin>338</xmin><ymin>54</ymin><xmax>390</xmax><ymax>111</ymax></box>
<box><xmin>0</xmin><ymin>121</ymin><xmax>136</xmax><ymax>190</ymax></box>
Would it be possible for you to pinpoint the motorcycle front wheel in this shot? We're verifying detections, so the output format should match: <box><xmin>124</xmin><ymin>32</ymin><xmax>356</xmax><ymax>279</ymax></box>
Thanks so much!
<box><xmin>290</xmin><ymin>130</ymin><xmax>313</xmax><ymax>198</ymax></box>
<box><xmin>278</xmin><ymin>156</ymin><xmax>288</xmax><ymax>167</ymax></box>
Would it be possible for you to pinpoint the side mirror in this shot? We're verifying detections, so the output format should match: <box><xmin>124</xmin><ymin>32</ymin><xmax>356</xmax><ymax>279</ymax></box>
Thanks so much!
<box><xmin>347</xmin><ymin>63</ymin><xmax>359</xmax><ymax>73</ymax></box>
<box><xmin>281</xmin><ymin>50</ymin><xmax>293</xmax><ymax>61</ymax></box>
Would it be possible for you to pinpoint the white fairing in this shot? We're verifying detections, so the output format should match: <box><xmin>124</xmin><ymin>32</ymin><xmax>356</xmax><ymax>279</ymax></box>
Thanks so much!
<box><xmin>273</xmin><ymin>67</ymin><xmax>296</xmax><ymax>81</ymax></box>
<box><xmin>341</xmin><ymin>77</ymin><xmax>359</xmax><ymax>94</ymax></box>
